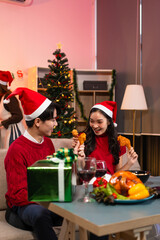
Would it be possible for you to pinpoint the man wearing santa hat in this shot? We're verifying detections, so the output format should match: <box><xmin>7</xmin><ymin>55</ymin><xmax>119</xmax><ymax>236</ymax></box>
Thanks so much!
<box><xmin>0</xmin><ymin>70</ymin><xmax>25</xmax><ymax>148</ymax></box>
<box><xmin>4</xmin><ymin>87</ymin><xmax>63</xmax><ymax>240</ymax></box>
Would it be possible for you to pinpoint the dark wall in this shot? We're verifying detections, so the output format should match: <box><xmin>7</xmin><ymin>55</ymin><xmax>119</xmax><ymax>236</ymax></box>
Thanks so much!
<box><xmin>142</xmin><ymin>0</ymin><xmax>160</xmax><ymax>134</ymax></box>
<box><xmin>97</xmin><ymin>0</ymin><xmax>160</xmax><ymax>135</ymax></box>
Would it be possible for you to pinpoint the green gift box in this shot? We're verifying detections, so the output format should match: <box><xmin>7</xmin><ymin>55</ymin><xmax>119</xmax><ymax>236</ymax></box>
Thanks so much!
<box><xmin>27</xmin><ymin>160</ymin><xmax>73</xmax><ymax>202</ymax></box>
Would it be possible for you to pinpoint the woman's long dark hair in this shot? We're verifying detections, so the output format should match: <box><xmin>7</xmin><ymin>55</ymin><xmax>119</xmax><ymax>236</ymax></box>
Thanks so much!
<box><xmin>84</xmin><ymin>108</ymin><xmax>120</xmax><ymax>165</ymax></box>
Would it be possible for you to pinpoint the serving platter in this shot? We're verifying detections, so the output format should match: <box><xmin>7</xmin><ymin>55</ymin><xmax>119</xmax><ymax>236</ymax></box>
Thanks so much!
<box><xmin>114</xmin><ymin>194</ymin><xmax>154</xmax><ymax>204</ymax></box>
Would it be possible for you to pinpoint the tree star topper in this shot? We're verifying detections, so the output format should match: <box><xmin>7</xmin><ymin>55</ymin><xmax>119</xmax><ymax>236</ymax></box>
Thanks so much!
<box><xmin>57</xmin><ymin>42</ymin><xmax>62</xmax><ymax>49</ymax></box>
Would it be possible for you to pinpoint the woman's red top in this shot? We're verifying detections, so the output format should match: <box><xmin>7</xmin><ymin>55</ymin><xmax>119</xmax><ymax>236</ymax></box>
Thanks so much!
<box><xmin>88</xmin><ymin>134</ymin><xmax>126</xmax><ymax>175</ymax></box>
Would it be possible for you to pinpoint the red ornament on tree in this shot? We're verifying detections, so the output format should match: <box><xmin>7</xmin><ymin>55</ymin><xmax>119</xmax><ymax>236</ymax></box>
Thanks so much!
<box><xmin>56</xmin><ymin>53</ymin><xmax>62</xmax><ymax>58</ymax></box>
<box><xmin>57</xmin><ymin>131</ymin><xmax>62</xmax><ymax>137</ymax></box>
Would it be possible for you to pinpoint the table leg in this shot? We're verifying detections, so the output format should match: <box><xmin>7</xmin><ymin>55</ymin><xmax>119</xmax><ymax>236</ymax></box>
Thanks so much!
<box><xmin>79</xmin><ymin>226</ymin><xmax>88</xmax><ymax>240</ymax></box>
<box><xmin>133</xmin><ymin>226</ymin><xmax>152</xmax><ymax>240</ymax></box>
<box><xmin>58</xmin><ymin>219</ymin><xmax>76</xmax><ymax>240</ymax></box>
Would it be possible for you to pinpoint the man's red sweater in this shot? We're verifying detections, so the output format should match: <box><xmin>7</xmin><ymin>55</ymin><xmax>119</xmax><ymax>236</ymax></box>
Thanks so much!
<box><xmin>5</xmin><ymin>135</ymin><xmax>55</xmax><ymax>208</ymax></box>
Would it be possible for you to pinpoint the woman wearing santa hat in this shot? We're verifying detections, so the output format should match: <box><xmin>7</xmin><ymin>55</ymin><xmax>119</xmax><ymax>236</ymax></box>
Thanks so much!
<box><xmin>4</xmin><ymin>87</ymin><xmax>63</xmax><ymax>240</ymax></box>
<box><xmin>0</xmin><ymin>70</ymin><xmax>25</xmax><ymax>148</ymax></box>
<box><xmin>73</xmin><ymin>101</ymin><xmax>139</xmax><ymax>240</ymax></box>
<box><xmin>73</xmin><ymin>101</ymin><xmax>138</xmax><ymax>175</ymax></box>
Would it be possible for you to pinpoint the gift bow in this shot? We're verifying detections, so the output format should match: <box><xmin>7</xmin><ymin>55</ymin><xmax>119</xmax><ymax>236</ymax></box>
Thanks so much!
<box><xmin>46</xmin><ymin>148</ymin><xmax>77</xmax><ymax>163</ymax></box>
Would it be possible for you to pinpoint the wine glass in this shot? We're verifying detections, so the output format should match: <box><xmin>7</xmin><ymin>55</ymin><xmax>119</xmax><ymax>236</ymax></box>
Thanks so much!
<box><xmin>77</xmin><ymin>157</ymin><xmax>96</xmax><ymax>202</ymax></box>
<box><xmin>95</xmin><ymin>160</ymin><xmax>107</xmax><ymax>178</ymax></box>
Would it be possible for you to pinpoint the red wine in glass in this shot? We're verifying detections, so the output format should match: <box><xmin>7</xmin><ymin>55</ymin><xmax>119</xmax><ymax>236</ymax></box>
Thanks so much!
<box><xmin>95</xmin><ymin>169</ymin><xmax>107</xmax><ymax>177</ymax></box>
<box><xmin>77</xmin><ymin>157</ymin><xmax>96</xmax><ymax>202</ymax></box>
<box><xmin>78</xmin><ymin>170</ymin><xmax>95</xmax><ymax>182</ymax></box>
<box><xmin>95</xmin><ymin>160</ymin><xmax>107</xmax><ymax>178</ymax></box>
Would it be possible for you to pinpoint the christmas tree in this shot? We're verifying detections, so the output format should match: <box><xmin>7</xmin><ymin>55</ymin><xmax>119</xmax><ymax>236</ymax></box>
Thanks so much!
<box><xmin>41</xmin><ymin>46</ymin><xmax>77</xmax><ymax>138</ymax></box>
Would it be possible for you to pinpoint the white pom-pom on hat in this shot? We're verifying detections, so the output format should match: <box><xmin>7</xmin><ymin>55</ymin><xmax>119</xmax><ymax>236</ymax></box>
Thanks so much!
<box><xmin>3</xmin><ymin>99</ymin><xmax>10</xmax><ymax>104</ymax></box>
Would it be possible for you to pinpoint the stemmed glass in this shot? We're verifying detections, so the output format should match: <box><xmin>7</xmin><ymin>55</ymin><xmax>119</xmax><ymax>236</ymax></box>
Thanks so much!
<box><xmin>95</xmin><ymin>160</ymin><xmax>107</xmax><ymax>178</ymax></box>
<box><xmin>77</xmin><ymin>157</ymin><xmax>96</xmax><ymax>202</ymax></box>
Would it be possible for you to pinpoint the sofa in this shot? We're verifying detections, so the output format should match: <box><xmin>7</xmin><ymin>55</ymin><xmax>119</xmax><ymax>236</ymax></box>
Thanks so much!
<box><xmin>0</xmin><ymin>138</ymin><xmax>141</xmax><ymax>240</ymax></box>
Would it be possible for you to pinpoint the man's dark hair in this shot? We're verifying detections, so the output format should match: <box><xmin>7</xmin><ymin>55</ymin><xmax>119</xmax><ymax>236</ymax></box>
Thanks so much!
<box><xmin>26</xmin><ymin>102</ymin><xmax>61</xmax><ymax>128</ymax></box>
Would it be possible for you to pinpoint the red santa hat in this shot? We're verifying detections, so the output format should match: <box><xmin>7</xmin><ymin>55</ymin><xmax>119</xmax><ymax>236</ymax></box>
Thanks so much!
<box><xmin>3</xmin><ymin>87</ymin><xmax>52</xmax><ymax>121</ymax></box>
<box><xmin>0</xmin><ymin>70</ymin><xmax>14</xmax><ymax>89</ymax></box>
<box><xmin>91</xmin><ymin>101</ymin><xmax>117</xmax><ymax>127</ymax></box>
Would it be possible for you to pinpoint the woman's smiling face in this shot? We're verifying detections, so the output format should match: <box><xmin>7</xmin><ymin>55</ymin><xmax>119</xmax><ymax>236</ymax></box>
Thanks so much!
<box><xmin>89</xmin><ymin>110</ymin><xmax>110</xmax><ymax>136</ymax></box>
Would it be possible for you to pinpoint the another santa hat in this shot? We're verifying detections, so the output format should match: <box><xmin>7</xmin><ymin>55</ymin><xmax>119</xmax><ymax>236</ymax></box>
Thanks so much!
<box><xmin>0</xmin><ymin>70</ymin><xmax>14</xmax><ymax>89</ymax></box>
<box><xmin>4</xmin><ymin>87</ymin><xmax>52</xmax><ymax>121</ymax></box>
<box><xmin>91</xmin><ymin>101</ymin><xmax>117</xmax><ymax>127</ymax></box>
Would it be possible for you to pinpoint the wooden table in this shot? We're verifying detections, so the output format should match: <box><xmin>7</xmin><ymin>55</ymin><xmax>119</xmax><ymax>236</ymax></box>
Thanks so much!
<box><xmin>48</xmin><ymin>176</ymin><xmax>160</xmax><ymax>240</ymax></box>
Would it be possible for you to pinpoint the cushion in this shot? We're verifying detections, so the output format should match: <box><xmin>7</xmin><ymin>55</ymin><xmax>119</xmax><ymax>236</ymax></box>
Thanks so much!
<box><xmin>0</xmin><ymin>211</ymin><xmax>35</xmax><ymax>240</ymax></box>
<box><xmin>51</xmin><ymin>138</ymin><xmax>73</xmax><ymax>152</ymax></box>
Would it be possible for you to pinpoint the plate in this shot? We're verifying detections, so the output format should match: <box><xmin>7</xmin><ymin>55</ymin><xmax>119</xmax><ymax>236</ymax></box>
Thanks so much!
<box><xmin>114</xmin><ymin>194</ymin><xmax>155</xmax><ymax>204</ymax></box>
